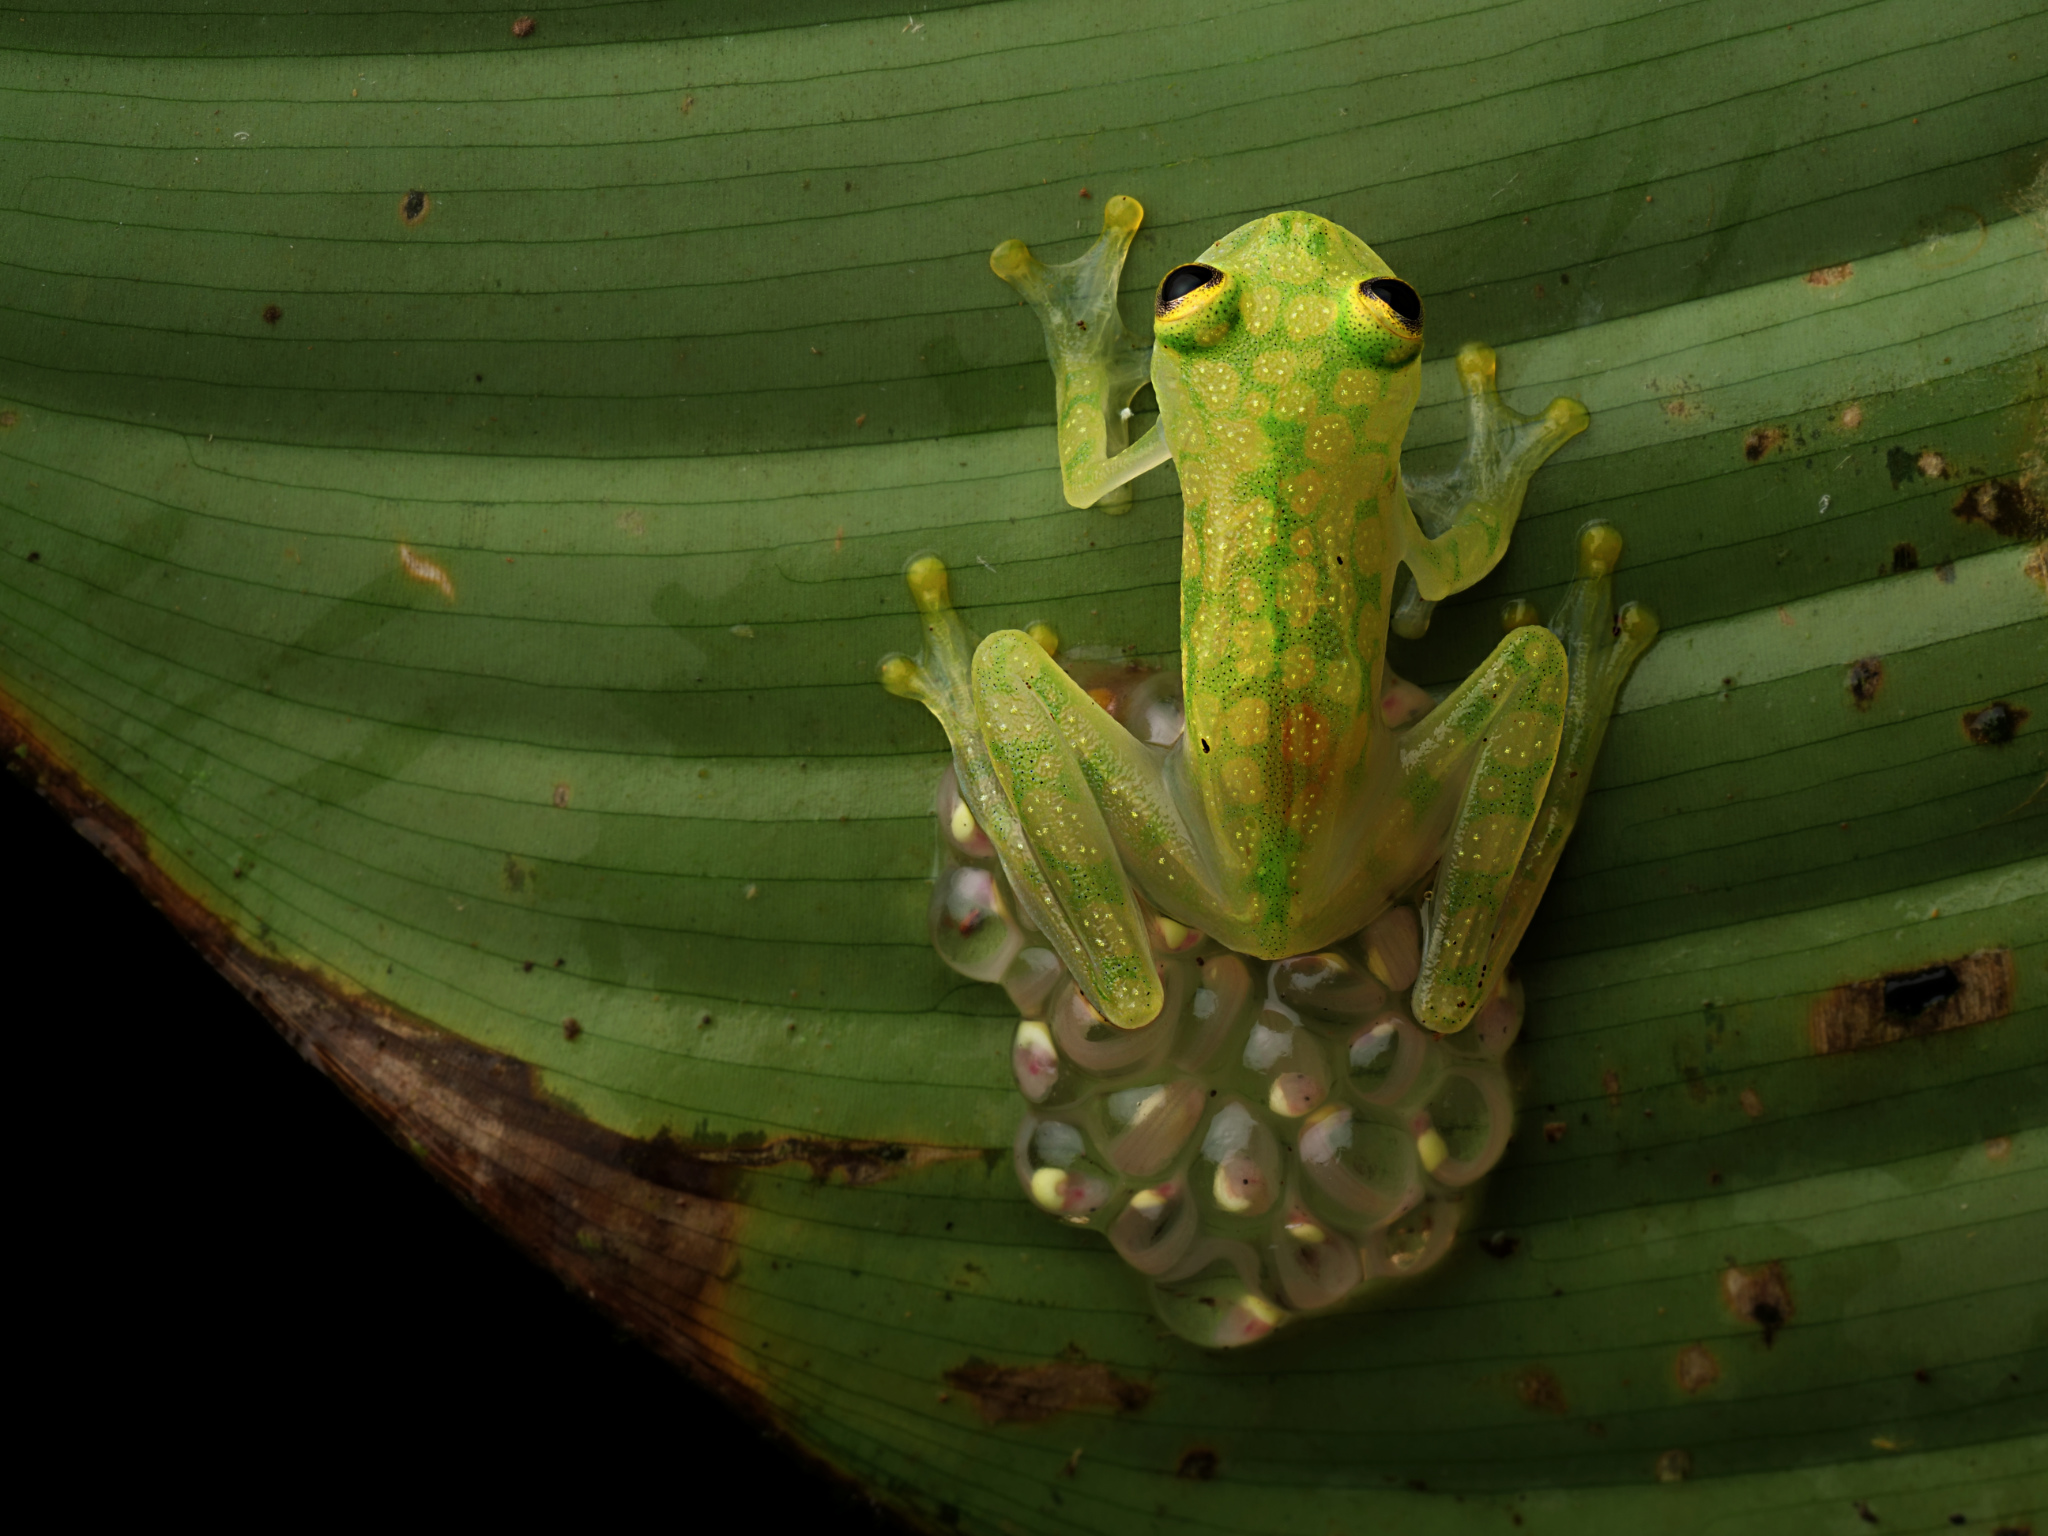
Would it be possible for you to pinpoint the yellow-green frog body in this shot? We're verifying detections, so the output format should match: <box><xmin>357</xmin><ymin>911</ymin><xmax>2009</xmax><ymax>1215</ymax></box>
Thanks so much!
<box><xmin>884</xmin><ymin>197</ymin><xmax>1655</xmax><ymax>1033</ymax></box>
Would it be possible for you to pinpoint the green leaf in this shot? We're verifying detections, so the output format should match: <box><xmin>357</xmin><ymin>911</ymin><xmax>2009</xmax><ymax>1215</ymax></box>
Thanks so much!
<box><xmin>3</xmin><ymin>2</ymin><xmax>2043</xmax><ymax>1529</ymax></box>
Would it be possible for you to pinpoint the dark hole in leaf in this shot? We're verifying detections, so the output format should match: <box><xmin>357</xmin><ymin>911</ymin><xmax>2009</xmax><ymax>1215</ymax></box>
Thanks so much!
<box><xmin>1962</xmin><ymin>700</ymin><xmax>2026</xmax><ymax>745</ymax></box>
<box><xmin>1883</xmin><ymin>966</ymin><xmax>1960</xmax><ymax>1018</ymax></box>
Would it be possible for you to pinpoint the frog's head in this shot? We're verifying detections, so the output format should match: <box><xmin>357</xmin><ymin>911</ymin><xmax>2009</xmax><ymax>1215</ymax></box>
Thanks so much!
<box><xmin>1147</xmin><ymin>211</ymin><xmax>1424</xmax><ymax>446</ymax></box>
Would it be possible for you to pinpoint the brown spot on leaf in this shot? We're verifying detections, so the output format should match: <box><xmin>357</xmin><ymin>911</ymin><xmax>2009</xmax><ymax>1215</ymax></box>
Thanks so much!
<box><xmin>1951</xmin><ymin>478</ymin><xmax>2047</xmax><ymax>540</ymax></box>
<box><xmin>1739</xmin><ymin>1086</ymin><xmax>1764</xmax><ymax>1118</ymax></box>
<box><xmin>1962</xmin><ymin>701</ymin><xmax>2027</xmax><ymax>745</ymax></box>
<box><xmin>1602</xmin><ymin>1068</ymin><xmax>1622</xmax><ymax>1107</ymax></box>
<box><xmin>1514</xmin><ymin>1367</ymin><xmax>1569</xmax><ymax>1414</ymax></box>
<box><xmin>1846</xmin><ymin>655</ymin><xmax>1884</xmax><ymax>709</ymax></box>
<box><xmin>1479</xmin><ymin>1230</ymin><xmax>1521</xmax><ymax>1259</ymax></box>
<box><xmin>261</xmin><ymin>303</ymin><xmax>282</xmax><ymax>326</ymax></box>
<box><xmin>0</xmin><ymin>410</ymin><xmax>15</xmax><ymax>429</ymax></box>
<box><xmin>637</xmin><ymin>1128</ymin><xmax>973</xmax><ymax>1188</ymax></box>
<box><xmin>1743</xmin><ymin>427</ymin><xmax>1786</xmax><ymax>462</ymax></box>
<box><xmin>943</xmin><ymin>1358</ymin><xmax>1151</xmax><ymax>1426</ymax></box>
<box><xmin>1175</xmin><ymin>1449</ymin><xmax>1218</xmax><ymax>1480</ymax></box>
<box><xmin>1543</xmin><ymin>1121</ymin><xmax>1568</xmax><ymax>1143</ymax></box>
<box><xmin>1986</xmin><ymin>1135</ymin><xmax>2012</xmax><ymax>1161</ymax></box>
<box><xmin>1889</xmin><ymin>542</ymin><xmax>1918</xmax><ymax>573</ymax></box>
<box><xmin>400</xmin><ymin>189</ymin><xmax>431</xmax><ymax>225</ymax></box>
<box><xmin>1840</xmin><ymin>403</ymin><xmax>1864</xmax><ymax>430</ymax></box>
<box><xmin>1654</xmin><ymin>1449</ymin><xmax>1692</xmax><ymax>1483</ymax></box>
<box><xmin>1805</xmin><ymin>262</ymin><xmax>1854</xmax><ymax>286</ymax></box>
<box><xmin>511</xmin><ymin>15</ymin><xmax>535</xmax><ymax>36</ymax></box>
<box><xmin>1722</xmin><ymin>1261</ymin><xmax>1794</xmax><ymax>1345</ymax></box>
<box><xmin>2023</xmin><ymin>543</ymin><xmax>2047</xmax><ymax>593</ymax></box>
<box><xmin>551</xmin><ymin>781</ymin><xmax>571</xmax><ymax>808</ymax></box>
<box><xmin>561</xmin><ymin>1016</ymin><xmax>581</xmax><ymax>1041</ymax></box>
<box><xmin>1918</xmin><ymin>450</ymin><xmax>1951</xmax><ymax>480</ymax></box>
<box><xmin>1809</xmin><ymin>949</ymin><xmax>2013</xmax><ymax>1053</ymax></box>
<box><xmin>1676</xmin><ymin>1344</ymin><xmax>1721</xmax><ymax>1393</ymax></box>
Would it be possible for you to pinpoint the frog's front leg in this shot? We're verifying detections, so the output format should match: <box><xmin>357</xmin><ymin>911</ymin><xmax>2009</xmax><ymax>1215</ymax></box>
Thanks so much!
<box><xmin>1393</xmin><ymin>343</ymin><xmax>1589</xmax><ymax>639</ymax></box>
<box><xmin>991</xmin><ymin>195</ymin><xmax>1171</xmax><ymax>510</ymax></box>
<box><xmin>882</xmin><ymin>557</ymin><xmax>1208</xmax><ymax>1029</ymax></box>
<box><xmin>1401</xmin><ymin>524</ymin><xmax>1658</xmax><ymax>1031</ymax></box>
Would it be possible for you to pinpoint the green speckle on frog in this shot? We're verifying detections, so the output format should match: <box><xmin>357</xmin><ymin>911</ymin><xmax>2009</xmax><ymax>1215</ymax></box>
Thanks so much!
<box><xmin>880</xmin><ymin>197</ymin><xmax>1657</xmax><ymax>1345</ymax></box>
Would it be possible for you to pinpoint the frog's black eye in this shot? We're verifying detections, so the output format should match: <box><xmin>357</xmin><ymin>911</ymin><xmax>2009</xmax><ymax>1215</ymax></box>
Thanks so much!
<box><xmin>1359</xmin><ymin>277</ymin><xmax>1423</xmax><ymax>328</ymax></box>
<box><xmin>1157</xmin><ymin>263</ymin><xmax>1224</xmax><ymax>315</ymax></box>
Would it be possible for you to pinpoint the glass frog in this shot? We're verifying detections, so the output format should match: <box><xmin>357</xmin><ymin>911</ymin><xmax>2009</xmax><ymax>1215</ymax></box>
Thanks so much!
<box><xmin>880</xmin><ymin>197</ymin><xmax>1657</xmax><ymax>1344</ymax></box>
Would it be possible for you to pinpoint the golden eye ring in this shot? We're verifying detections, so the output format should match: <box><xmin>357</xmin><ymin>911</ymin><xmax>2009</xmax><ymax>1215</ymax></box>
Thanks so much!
<box><xmin>1357</xmin><ymin>276</ymin><xmax>1423</xmax><ymax>334</ymax></box>
<box><xmin>1156</xmin><ymin>263</ymin><xmax>1226</xmax><ymax>318</ymax></box>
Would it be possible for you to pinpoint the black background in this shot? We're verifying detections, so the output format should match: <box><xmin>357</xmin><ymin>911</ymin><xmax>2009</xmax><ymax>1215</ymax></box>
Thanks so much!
<box><xmin>10</xmin><ymin>761</ymin><xmax>905</xmax><ymax>1526</ymax></box>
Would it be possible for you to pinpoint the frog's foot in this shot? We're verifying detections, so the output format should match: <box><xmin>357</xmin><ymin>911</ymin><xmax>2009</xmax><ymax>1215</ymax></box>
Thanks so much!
<box><xmin>881</xmin><ymin>553</ymin><xmax>1053</xmax><ymax>729</ymax></box>
<box><xmin>991</xmin><ymin>195</ymin><xmax>1170</xmax><ymax>511</ymax></box>
<box><xmin>1394</xmin><ymin>342</ymin><xmax>1590</xmax><ymax>639</ymax></box>
<box><xmin>1448</xmin><ymin>522</ymin><xmax>1659</xmax><ymax>1002</ymax></box>
<box><xmin>1546</xmin><ymin>523</ymin><xmax>1660</xmax><ymax>730</ymax></box>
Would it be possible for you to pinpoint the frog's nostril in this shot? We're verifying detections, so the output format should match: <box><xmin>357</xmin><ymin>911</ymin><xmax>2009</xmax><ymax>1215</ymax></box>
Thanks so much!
<box><xmin>1360</xmin><ymin>277</ymin><xmax>1422</xmax><ymax>327</ymax></box>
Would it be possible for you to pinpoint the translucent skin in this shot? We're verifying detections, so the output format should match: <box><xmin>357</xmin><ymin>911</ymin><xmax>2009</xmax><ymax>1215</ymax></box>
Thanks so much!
<box><xmin>885</xmin><ymin>196</ymin><xmax>1656</xmax><ymax>1033</ymax></box>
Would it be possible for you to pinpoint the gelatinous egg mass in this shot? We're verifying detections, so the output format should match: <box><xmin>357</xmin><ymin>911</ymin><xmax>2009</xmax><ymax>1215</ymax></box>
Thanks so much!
<box><xmin>930</xmin><ymin>739</ymin><xmax>1522</xmax><ymax>1348</ymax></box>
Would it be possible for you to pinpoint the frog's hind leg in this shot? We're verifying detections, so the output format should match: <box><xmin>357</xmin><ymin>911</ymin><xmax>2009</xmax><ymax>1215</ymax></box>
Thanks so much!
<box><xmin>1399</xmin><ymin>618</ymin><xmax>1570</xmax><ymax>1032</ymax></box>
<box><xmin>1405</xmin><ymin>523</ymin><xmax>1656</xmax><ymax>1030</ymax></box>
<box><xmin>1480</xmin><ymin>523</ymin><xmax>1659</xmax><ymax>980</ymax></box>
<box><xmin>1393</xmin><ymin>343</ymin><xmax>1589</xmax><ymax>639</ymax></box>
<box><xmin>991</xmin><ymin>195</ymin><xmax>1171</xmax><ymax>511</ymax></box>
<box><xmin>881</xmin><ymin>556</ymin><xmax>1166</xmax><ymax>1029</ymax></box>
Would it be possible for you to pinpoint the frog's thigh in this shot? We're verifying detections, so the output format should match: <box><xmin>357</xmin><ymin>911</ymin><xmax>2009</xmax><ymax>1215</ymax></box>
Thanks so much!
<box><xmin>1403</xmin><ymin>623</ymin><xmax>1568</xmax><ymax>1031</ymax></box>
<box><xmin>972</xmin><ymin>630</ymin><xmax>1164</xmax><ymax>1028</ymax></box>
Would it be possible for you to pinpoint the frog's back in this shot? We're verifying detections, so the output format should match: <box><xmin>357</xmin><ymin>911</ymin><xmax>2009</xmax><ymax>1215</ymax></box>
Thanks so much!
<box><xmin>1152</xmin><ymin>211</ymin><xmax>1426</xmax><ymax>952</ymax></box>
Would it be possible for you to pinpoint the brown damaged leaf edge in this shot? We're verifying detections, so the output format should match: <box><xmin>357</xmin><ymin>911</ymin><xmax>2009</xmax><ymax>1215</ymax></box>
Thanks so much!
<box><xmin>944</xmin><ymin>1356</ymin><xmax>1153</xmax><ymax>1426</ymax></box>
<box><xmin>1808</xmin><ymin>949</ymin><xmax>2015</xmax><ymax>1054</ymax></box>
<box><xmin>1</xmin><ymin>694</ymin><xmax>978</xmax><ymax>1515</ymax></box>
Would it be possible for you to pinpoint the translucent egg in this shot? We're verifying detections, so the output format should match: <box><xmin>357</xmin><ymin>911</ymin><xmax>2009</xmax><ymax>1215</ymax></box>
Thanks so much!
<box><xmin>932</xmin><ymin>875</ymin><xmax>1516</xmax><ymax>1346</ymax></box>
<box><xmin>930</xmin><ymin>864</ymin><xmax>1021</xmax><ymax>982</ymax></box>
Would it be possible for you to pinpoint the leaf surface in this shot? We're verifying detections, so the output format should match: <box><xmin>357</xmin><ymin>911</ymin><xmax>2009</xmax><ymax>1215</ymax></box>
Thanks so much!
<box><xmin>2</xmin><ymin>3</ymin><xmax>2044</xmax><ymax>1529</ymax></box>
